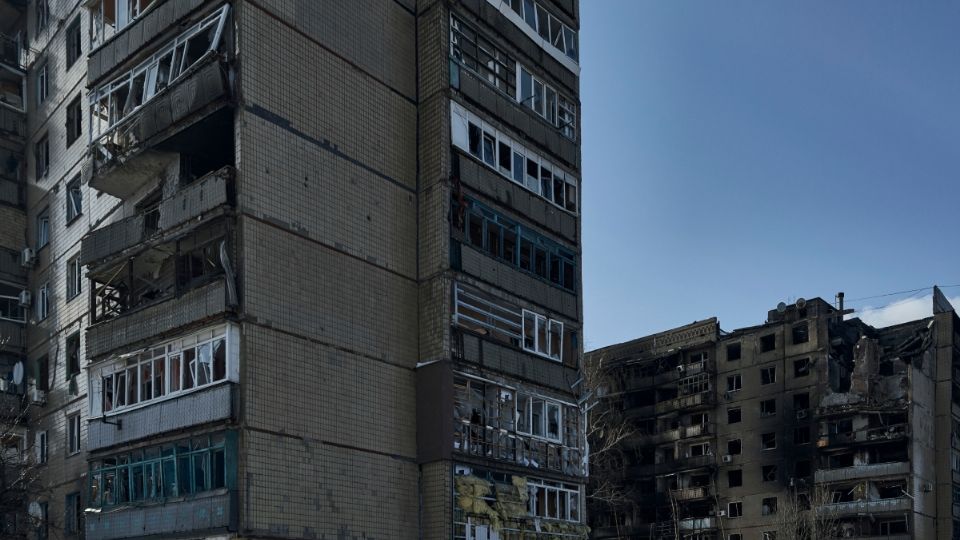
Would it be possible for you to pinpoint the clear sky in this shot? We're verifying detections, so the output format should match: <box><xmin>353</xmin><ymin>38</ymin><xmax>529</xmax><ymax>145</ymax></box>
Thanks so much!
<box><xmin>580</xmin><ymin>1</ymin><xmax>960</xmax><ymax>350</ymax></box>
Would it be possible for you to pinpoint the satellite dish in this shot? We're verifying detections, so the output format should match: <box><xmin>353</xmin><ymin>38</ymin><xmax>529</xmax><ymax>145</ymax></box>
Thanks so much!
<box><xmin>12</xmin><ymin>361</ymin><xmax>24</xmax><ymax>385</ymax></box>
<box><xmin>28</xmin><ymin>501</ymin><xmax>43</xmax><ymax>519</ymax></box>
<box><xmin>796</xmin><ymin>298</ymin><xmax>807</xmax><ymax>310</ymax></box>
<box><xmin>777</xmin><ymin>302</ymin><xmax>787</xmax><ymax>314</ymax></box>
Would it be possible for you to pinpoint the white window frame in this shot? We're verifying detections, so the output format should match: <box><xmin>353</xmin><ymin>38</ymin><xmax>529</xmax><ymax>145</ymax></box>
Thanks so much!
<box><xmin>67</xmin><ymin>413</ymin><xmax>80</xmax><ymax>455</ymax></box>
<box><xmin>36</xmin><ymin>430</ymin><xmax>47</xmax><ymax>464</ymax></box>
<box><xmin>728</xmin><ymin>501</ymin><xmax>743</xmax><ymax>518</ymax></box>
<box><xmin>451</xmin><ymin>102</ymin><xmax>579</xmax><ymax>214</ymax></box>
<box><xmin>36</xmin><ymin>62</ymin><xmax>47</xmax><ymax>105</ymax></box>
<box><xmin>727</xmin><ymin>373</ymin><xmax>741</xmax><ymax>392</ymax></box>
<box><xmin>66</xmin><ymin>176</ymin><xmax>83</xmax><ymax>222</ymax></box>
<box><xmin>88</xmin><ymin>0</ymin><xmax>160</xmax><ymax>50</ymax></box>
<box><xmin>522</xmin><ymin>309</ymin><xmax>562</xmax><ymax>362</ymax></box>
<box><xmin>526</xmin><ymin>478</ymin><xmax>581</xmax><ymax>522</ymax></box>
<box><xmin>0</xmin><ymin>295</ymin><xmax>25</xmax><ymax>323</ymax></box>
<box><xmin>36</xmin><ymin>208</ymin><xmax>49</xmax><ymax>248</ymax></box>
<box><xmin>89</xmin><ymin>323</ymin><xmax>239</xmax><ymax>417</ymax></box>
<box><xmin>516</xmin><ymin>65</ymin><xmax>576</xmax><ymax>141</ymax></box>
<box><xmin>67</xmin><ymin>256</ymin><xmax>82</xmax><ymax>300</ymax></box>
<box><xmin>36</xmin><ymin>282</ymin><xmax>49</xmax><ymax>321</ymax></box>
<box><xmin>487</xmin><ymin>0</ymin><xmax>580</xmax><ymax>73</ymax></box>
<box><xmin>88</xmin><ymin>5</ymin><xmax>229</xmax><ymax>146</ymax></box>
<box><xmin>516</xmin><ymin>392</ymin><xmax>563</xmax><ymax>442</ymax></box>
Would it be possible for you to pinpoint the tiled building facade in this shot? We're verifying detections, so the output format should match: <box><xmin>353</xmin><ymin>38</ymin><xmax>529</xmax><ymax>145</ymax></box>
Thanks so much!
<box><xmin>0</xmin><ymin>0</ymin><xmax>585</xmax><ymax>539</ymax></box>
<box><xmin>588</xmin><ymin>290</ymin><xmax>960</xmax><ymax>540</ymax></box>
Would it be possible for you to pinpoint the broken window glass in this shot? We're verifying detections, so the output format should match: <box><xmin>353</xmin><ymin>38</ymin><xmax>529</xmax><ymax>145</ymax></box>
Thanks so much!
<box><xmin>498</xmin><ymin>141</ymin><xmax>511</xmax><ymax>173</ymax></box>
<box><xmin>531</xmin><ymin>398</ymin><xmax>544</xmax><ymax>437</ymax></box>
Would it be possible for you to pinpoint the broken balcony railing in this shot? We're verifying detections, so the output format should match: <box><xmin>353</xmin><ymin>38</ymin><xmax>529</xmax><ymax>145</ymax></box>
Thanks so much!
<box><xmin>454</xmin><ymin>421</ymin><xmax>585</xmax><ymax>477</ymax></box>
<box><xmin>87</xmin><ymin>5</ymin><xmax>228</xmax><ymax>165</ymax></box>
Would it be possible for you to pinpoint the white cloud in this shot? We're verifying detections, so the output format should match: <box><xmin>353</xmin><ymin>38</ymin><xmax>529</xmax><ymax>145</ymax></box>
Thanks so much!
<box><xmin>854</xmin><ymin>294</ymin><xmax>960</xmax><ymax>328</ymax></box>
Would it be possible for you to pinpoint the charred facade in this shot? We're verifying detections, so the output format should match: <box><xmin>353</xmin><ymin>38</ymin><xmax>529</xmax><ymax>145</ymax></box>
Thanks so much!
<box><xmin>588</xmin><ymin>289</ymin><xmax>960</xmax><ymax>540</ymax></box>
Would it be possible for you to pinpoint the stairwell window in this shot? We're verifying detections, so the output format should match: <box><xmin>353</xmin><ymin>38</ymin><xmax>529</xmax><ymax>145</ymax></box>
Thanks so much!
<box><xmin>67</xmin><ymin>413</ymin><xmax>81</xmax><ymax>455</ymax></box>
<box><xmin>66</xmin><ymin>94</ymin><xmax>83</xmax><ymax>147</ymax></box>
<box><xmin>36</xmin><ymin>62</ymin><xmax>47</xmax><ymax>105</ymax></box>
<box><xmin>34</xmin><ymin>135</ymin><xmax>49</xmax><ymax>178</ymax></box>
<box><xmin>66</xmin><ymin>175</ymin><xmax>83</xmax><ymax>223</ymax></box>
<box><xmin>36</xmin><ymin>282</ymin><xmax>49</xmax><ymax>321</ymax></box>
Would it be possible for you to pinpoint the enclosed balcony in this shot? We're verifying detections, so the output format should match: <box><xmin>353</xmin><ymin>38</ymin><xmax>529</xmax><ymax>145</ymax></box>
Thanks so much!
<box><xmin>814</xmin><ymin>461</ymin><xmax>910</xmax><ymax>483</ymax></box>
<box><xmin>87</xmin><ymin>5</ymin><xmax>232</xmax><ymax>200</ymax></box>
<box><xmin>655</xmin><ymin>390</ymin><xmax>714</xmax><ymax>414</ymax></box>
<box><xmin>670</xmin><ymin>486</ymin><xmax>710</xmax><ymax>501</ymax></box>
<box><xmin>0</xmin><ymin>33</ymin><xmax>25</xmax><ymax>115</ymax></box>
<box><xmin>817</xmin><ymin>496</ymin><xmax>911</xmax><ymax>516</ymax></box>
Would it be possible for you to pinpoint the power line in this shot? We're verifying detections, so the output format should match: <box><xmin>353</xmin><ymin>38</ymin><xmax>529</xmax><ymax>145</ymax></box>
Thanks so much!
<box><xmin>842</xmin><ymin>284</ymin><xmax>960</xmax><ymax>306</ymax></box>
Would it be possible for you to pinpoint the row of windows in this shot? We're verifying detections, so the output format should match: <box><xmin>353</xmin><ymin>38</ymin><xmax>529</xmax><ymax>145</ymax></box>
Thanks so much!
<box><xmin>27</xmin><ymin>255</ymin><xmax>83</xmax><ymax>324</ymax></box>
<box><xmin>451</xmin><ymin>102</ymin><xmax>578</xmax><ymax>214</ymax></box>
<box><xmin>88</xmin><ymin>5</ymin><xmax>228</xmax><ymax>145</ymax></box>
<box><xmin>450</xmin><ymin>15</ymin><xmax>577</xmax><ymax>141</ymax></box>
<box><xmin>88</xmin><ymin>432</ymin><xmax>231</xmax><ymax>508</ymax></box>
<box><xmin>453</xmin><ymin>282</ymin><xmax>573</xmax><ymax>364</ymax></box>
<box><xmin>92</xmin><ymin>325</ymin><xmax>233</xmax><ymax>416</ymax></box>
<box><xmin>456</xmin><ymin>196</ymin><xmax>576</xmax><ymax>292</ymax></box>
<box><xmin>504</xmin><ymin>0</ymin><xmax>578</xmax><ymax>62</ymax></box>
<box><xmin>724</xmin><ymin>323</ymin><xmax>810</xmax><ymax>359</ymax></box>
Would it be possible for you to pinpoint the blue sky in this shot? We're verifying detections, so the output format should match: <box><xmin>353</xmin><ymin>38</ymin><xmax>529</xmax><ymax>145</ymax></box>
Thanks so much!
<box><xmin>580</xmin><ymin>1</ymin><xmax>960</xmax><ymax>350</ymax></box>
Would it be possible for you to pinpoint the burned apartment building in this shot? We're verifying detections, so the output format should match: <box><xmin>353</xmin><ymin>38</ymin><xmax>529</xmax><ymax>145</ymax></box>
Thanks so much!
<box><xmin>0</xmin><ymin>0</ymin><xmax>585</xmax><ymax>538</ymax></box>
<box><xmin>587</xmin><ymin>288</ymin><xmax>960</xmax><ymax>540</ymax></box>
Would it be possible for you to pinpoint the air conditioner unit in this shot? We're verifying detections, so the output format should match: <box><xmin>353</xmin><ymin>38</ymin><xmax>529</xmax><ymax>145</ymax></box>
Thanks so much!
<box><xmin>676</xmin><ymin>365</ymin><xmax>686</xmax><ymax>374</ymax></box>
<box><xmin>18</xmin><ymin>290</ymin><xmax>31</xmax><ymax>307</ymax></box>
<box><xmin>29</xmin><ymin>388</ymin><xmax>45</xmax><ymax>405</ymax></box>
<box><xmin>20</xmin><ymin>247</ymin><xmax>36</xmax><ymax>268</ymax></box>
<box><xmin>717</xmin><ymin>510</ymin><xmax>726</xmax><ymax>517</ymax></box>
<box><xmin>796</xmin><ymin>409</ymin><xmax>808</xmax><ymax>420</ymax></box>
<box><xmin>721</xmin><ymin>455</ymin><xmax>733</xmax><ymax>463</ymax></box>
<box><xmin>788</xmin><ymin>477</ymin><xmax>796</xmax><ymax>487</ymax></box>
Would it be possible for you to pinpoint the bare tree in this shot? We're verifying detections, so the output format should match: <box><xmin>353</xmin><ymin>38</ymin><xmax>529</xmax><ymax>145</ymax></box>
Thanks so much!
<box><xmin>581</xmin><ymin>350</ymin><xmax>638</xmax><ymax>537</ymax></box>
<box><xmin>774</xmin><ymin>486</ymin><xmax>841</xmax><ymax>540</ymax></box>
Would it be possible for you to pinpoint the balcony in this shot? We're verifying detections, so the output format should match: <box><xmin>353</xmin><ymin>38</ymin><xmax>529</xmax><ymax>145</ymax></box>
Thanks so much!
<box><xmin>86</xmin><ymin>279</ymin><xmax>232</xmax><ymax>360</ymax></box>
<box><xmin>814</xmin><ymin>461</ymin><xmax>910</xmax><ymax>483</ymax></box>
<box><xmin>86</xmin><ymin>489</ymin><xmax>236</xmax><ymax>540</ymax></box>
<box><xmin>670</xmin><ymin>486</ymin><xmax>710</xmax><ymax>501</ymax></box>
<box><xmin>817</xmin><ymin>496</ymin><xmax>911</xmax><ymax>516</ymax></box>
<box><xmin>0</xmin><ymin>320</ymin><xmax>24</xmax><ymax>353</ymax></box>
<box><xmin>816</xmin><ymin>424</ymin><xmax>909</xmax><ymax>449</ymax></box>
<box><xmin>81</xmin><ymin>167</ymin><xmax>234</xmax><ymax>267</ymax></box>
<box><xmin>681</xmin><ymin>423</ymin><xmax>712</xmax><ymax>439</ymax></box>
<box><xmin>89</xmin><ymin>58</ymin><xmax>231</xmax><ymax>199</ymax></box>
<box><xmin>453</xmin><ymin>421</ymin><xmax>585</xmax><ymax>477</ymax></box>
<box><xmin>655</xmin><ymin>391</ymin><xmax>714</xmax><ymax>414</ymax></box>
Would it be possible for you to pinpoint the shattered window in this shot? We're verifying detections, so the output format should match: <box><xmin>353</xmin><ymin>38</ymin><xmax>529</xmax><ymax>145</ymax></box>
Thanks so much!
<box><xmin>761</xmin><ymin>366</ymin><xmax>776</xmax><ymax>385</ymax></box>
<box><xmin>728</xmin><ymin>501</ymin><xmax>742</xmax><ymax>518</ymax></box>
<box><xmin>760</xmin><ymin>333</ymin><xmax>776</xmax><ymax>352</ymax></box>
<box><xmin>761</xmin><ymin>432</ymin><xmax>777</xmax><ymax>450</ymax></box>
<box><xmin>727</xmin><ymin>469</ymin><xmax>742</xmax><ymax>487</ymax></box>
<box><xmin>759</xmin><ymin>399</ymin><xmax>776</xmax><ymax>417</ymax></box>
<box><xmin>727</xmin><ymin>342</ymin><xmax>741</xmax><ymax>360</ymax></box>
<box><xmin>761</xmin><ymin>497</ymin><xmax>777</xmax><ymax>515</ymax></box>
<box><xmin>66</xmin><ymin>175</ymin><xmax>83</xmax><ymax>223</ymax></box>
<box><xmin>793</xmin><ymin>358</ymin><xmax>811</xmax><ymax>377</ymax></box>
<box><xmin>450</xmin><ymin>15</ymin><xmax>516</xmax><ymax>97</ymax></box>
<box><xmin>92</xmin><ymin>325</ymin><xmax>231</xmax><ymax>415</ymax></box>
<box><xmin>761</xmin><ymin>464</ymin><xmax>777</xmax><ymax>482</ymax></box>
<box><xmin>727</xmin><ymin>407</ymin><xmax>741</xmax><ymax>424</ymax></box>
<box><xmin>522</xmin><ymin>309</ymin><xmax>563</xmax><ymax>361</ymax></box>
<box><xmin>727</xmin><ymin>438</ymin><xmax>741</xmax><ymax>455</ymax></box>
<box><xmin>792</xmin><ymin>322</ymin><xmax>809</xmax><ymax>344</ymax></box>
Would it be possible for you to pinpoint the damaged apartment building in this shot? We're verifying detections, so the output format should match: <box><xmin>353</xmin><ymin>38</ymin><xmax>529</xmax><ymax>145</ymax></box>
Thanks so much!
<box><xmin>0</xmin><ymin>0</ymin><xmax>585</xmax><ymax>539</ymax></box>
<box><xmin>587</xmin><ymin>288</ymin><xmax>960</xmax><ymax>540</ymax></box>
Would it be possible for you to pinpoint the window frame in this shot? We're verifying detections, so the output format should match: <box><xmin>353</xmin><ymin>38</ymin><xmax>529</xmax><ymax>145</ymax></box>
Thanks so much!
<box><xmin>36</xmin><ymin>430</ymin><xmax>47</xmax><ymax>464</ymax></box>
<box><xmin>36</xmin><ymin>281</ymin><xmax>49</xmax><ymax>321</ymax></box>
<box><xmin>34</xmin><ymin>134</ymin><xmax>49</xmax><ymax>179</ymax></box>
<box><xmin>66</xmin><ymin>175</ymin><xmax>83</xmax><ymax>223</ymax></box>
<box><xmin>66</xmin><ymin>16</ymin><xmax>82</xmax><ymax>69</ymax></box>
<box><xmin>36</xmin><ymin>61</ymin><xmax>47</xmax><ymax>105</ymax></box>
<box><xmin>522</xmin><ymin>309</ymin><xmax>563</xmax><ymax>362</ymax></box>
<box><xmin>726</xmin><ymin>373</ymin><xmax>741</xmax><ymax>393</ymax></box>
<box><xmin>727</xmin><ymin>501</ymin><xmax>742</xmax><ymax>518</ymax></box>
<box><xmin>761</xmin><ymin>432</ymin><xmax>777</xmax><ymax>451</ymax></box>
<box><xmin>67</xmin><ymin>255</ymin><xmax>83</xmax><ymax>300</ymax></box>
<box><xmin>66</xmin><ymin>94</ymin><xmax>83</xmax><ymax>147</ymax></box>
<box><xmin>515</xmin><ymin>392</ymin><xmax>564</xmax><ymax>443</ymax></box>
<box><xmin>67</xmin><ymin>413</ymin><xmax>81</xmax><ymax>455</ymax></box>
<box><xmin>760</xmin><ymin>366</ymin><xmax>776</xmax><ymax>385</ymax></box>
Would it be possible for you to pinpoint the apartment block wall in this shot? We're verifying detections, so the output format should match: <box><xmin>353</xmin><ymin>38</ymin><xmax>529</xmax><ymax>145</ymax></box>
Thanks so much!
<box><xmin>234</xmin><ymin>1</ymin><xmax>420</xmax><ymax>537</ymax></box>
<box><xmin>19</xmin><ymin>0</ymin><xmax>125</xmax><ymax>536</ymax></box>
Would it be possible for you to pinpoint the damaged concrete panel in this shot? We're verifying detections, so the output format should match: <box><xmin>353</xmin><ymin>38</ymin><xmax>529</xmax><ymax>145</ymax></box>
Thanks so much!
<box><xmin>86</xmin><ymin>280</ymin><xmax>230</xmax><ymax>360</ymax></box>
<box><xmin>89</xmin><ymin>150</ymin><xmax>176</xmax><ymax>203</ymax></box>
<box><xmin>88</xmin><ymin>383</ymin><xmax>235</xmax><ymax>451</ymax></box>
<box><xmin>85</xmin><ymin>490</ymin><xmax>236</xmax><ymax>540</ymax></box>
<box><xmin>158</xmin><ymin>167</ymin><xmax>232</xmax><ymax>230</ymax></box>
<box><xmin>80</xmin><ymin>215</ymin><xmax>146</xmax><ymax>266</ymax></box>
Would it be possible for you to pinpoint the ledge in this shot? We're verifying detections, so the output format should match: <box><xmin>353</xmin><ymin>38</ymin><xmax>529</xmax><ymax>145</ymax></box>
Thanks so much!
<box><xmin>86</xmin><ymin>280</ymin><xmax>230</xmax><ymax>360</ymax></box>
<box><xmin>814</xmin><ymin>461</ymin><xmax>910</xmax><ymax>483</ymax></box>
<box><xmin>85</xmin><ymin>489</ymin><xmax>236</xmax><ymax>540</ymax></box>
<box><xmin>88</xmin><ymin>383</ymin><xmax>235</xmax><ymax>451</ymax></box>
